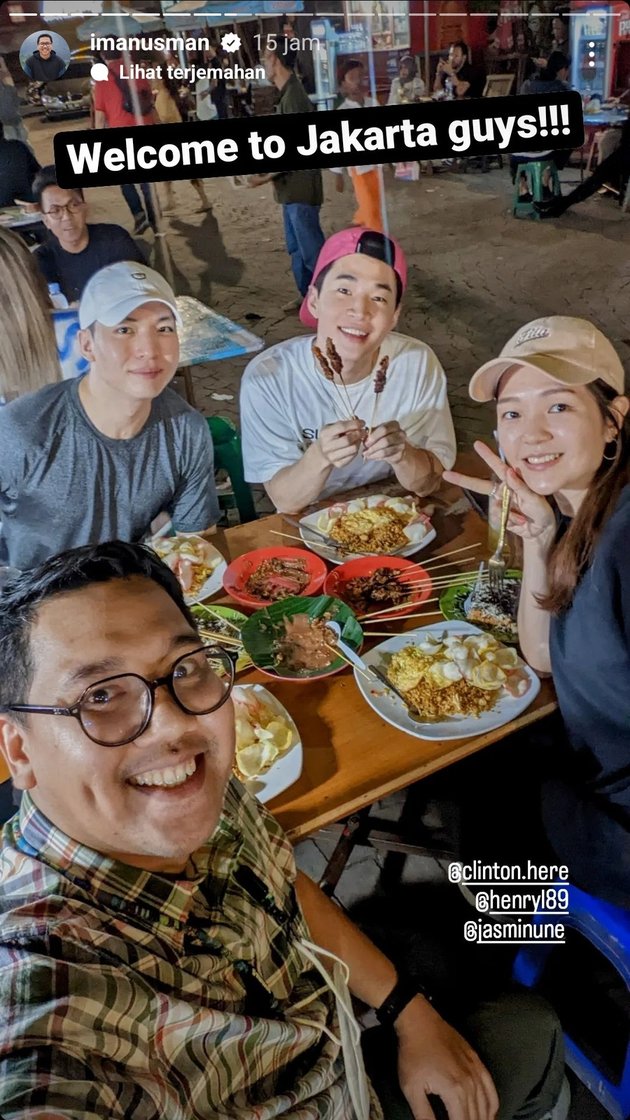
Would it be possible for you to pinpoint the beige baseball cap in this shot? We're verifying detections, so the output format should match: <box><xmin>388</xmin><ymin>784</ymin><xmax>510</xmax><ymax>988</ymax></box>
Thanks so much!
<box><xmin>469</xmin><ymin>316</ymin><xmax>625</xmax><ymax>402</ymax></box>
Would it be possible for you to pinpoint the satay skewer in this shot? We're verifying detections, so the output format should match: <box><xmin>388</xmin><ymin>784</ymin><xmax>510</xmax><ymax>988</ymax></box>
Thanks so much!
<box><xmin>325</xmin><ymin>337</ymin><xmax>356</xmax><ymax>419</ymax></box>
<box><xmin>368</xmin><ymin>355</ymin><xmax>390</xmax><ymax>435</ymax></box>
<box><xmin>405</xmin><ymin>543</ymin><xmax>480</xmax><ymax>568</ymax></box>
<box><xmin>312</xmin><ymin>343</ymin><xmax>351</xmax><ymax>420</ymax></box>
<box><xmin>358</xmin><ymin>595</ymin><xmax>442</xmax><ymax>620</ymax></box>
<box><xmin>363</xmin><ymin>614</ymin><xmax>445</xmax><ymax>634</ymax></box>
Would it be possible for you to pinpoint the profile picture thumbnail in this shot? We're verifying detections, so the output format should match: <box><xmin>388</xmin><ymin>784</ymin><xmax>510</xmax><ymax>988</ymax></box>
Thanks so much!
<box><xmin>20</xmin><ymin>30</ymin><xmax>70</xmax><ymax>82</ymax></box>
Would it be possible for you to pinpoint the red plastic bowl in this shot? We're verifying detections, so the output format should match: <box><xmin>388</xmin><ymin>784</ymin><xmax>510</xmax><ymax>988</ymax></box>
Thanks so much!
<box><xmin>324</xmin><ymin>555</ymin><xmax>433</xmax><ymax>621</ymax></box>
<box><xmin>223</xmin><ymin>546</ymin><xmax>328</xmax><ymax>610</ymax></box>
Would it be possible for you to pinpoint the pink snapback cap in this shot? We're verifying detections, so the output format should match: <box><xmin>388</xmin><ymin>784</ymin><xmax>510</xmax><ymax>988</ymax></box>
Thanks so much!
<box><xmin>299</xmin><ymin>227</ymin><xmax>407</xmax><ymax>329</ymax></box>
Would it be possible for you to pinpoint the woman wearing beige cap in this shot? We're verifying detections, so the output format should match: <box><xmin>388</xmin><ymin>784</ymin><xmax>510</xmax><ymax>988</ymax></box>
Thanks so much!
<box><xmin>445</xmin><ymin>316</ymin><xmax>630</xmax><ymax>908</ymax></box>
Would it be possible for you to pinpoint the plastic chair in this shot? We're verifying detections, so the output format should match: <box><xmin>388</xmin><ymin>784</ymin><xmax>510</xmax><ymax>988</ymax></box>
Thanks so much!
<box><xmin>513</xmin><ymin>159</ymin><xmax>561</xmax><ymax>219</ymax></box>
<box><xmin>513</xmin><ymin>882</ymin><xmax>630</xmax><ymax>1120</ymax></box>
<box><xmin>207</xmin><ymin>416</ymin><xmax>257</xmax><ymax>524</ymax></box>
<box><xmin>585</xmin><ymin>129</ymin><xmax>607</xmax><ymax>175</ymax></box>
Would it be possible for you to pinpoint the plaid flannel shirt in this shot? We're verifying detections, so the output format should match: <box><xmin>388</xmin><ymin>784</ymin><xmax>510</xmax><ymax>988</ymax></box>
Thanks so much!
<box><xmin>0</xmin><ymin>780</ymin><xmax>381</xmax><ymax>1119</ymax></box>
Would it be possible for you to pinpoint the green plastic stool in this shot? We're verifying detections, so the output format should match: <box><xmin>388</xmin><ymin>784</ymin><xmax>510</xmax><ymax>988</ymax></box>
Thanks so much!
<box><xmin>207</xmin><ymin>416</ymin><xmax>257</xmax><ymax>524</ymax></box>
<box><xmin>513</xmin><ymin>159</ymin><xmax>561</xmax><ymax>219</ymax></box>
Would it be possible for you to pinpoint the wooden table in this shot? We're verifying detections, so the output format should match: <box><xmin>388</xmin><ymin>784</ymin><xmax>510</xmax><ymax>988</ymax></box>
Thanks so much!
<box><xmin>0</xmin><ymin>473</ymin><xmax>557</xmax><ymax>825</ymax></box>
<box><xmin>212</xmin><ymin>476</ymin><xmax>557</xmax><ymax>843</ymax></box>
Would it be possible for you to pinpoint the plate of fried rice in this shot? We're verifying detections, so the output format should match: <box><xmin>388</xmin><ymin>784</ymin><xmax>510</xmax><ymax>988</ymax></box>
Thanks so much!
<box><xmin>354</xmin><ymin>621</ymin><xmax>539</xmax><ymax>740</ymax></box>
<box><xmin>299</xmin><ymin>494</ymin><xmax>435</xmax><ymax>564</ymax></box>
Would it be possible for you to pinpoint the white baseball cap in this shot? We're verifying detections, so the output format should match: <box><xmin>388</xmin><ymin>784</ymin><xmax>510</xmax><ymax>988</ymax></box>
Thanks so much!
<box><xmin>79</xmin><ymin>261</ymin><xmax>182</xmax><ymax>330</ymax></box>
<box><xmin>469</xmin><ymin>316</ymin><xmax>625</xmax><ymax>402</ymax></box>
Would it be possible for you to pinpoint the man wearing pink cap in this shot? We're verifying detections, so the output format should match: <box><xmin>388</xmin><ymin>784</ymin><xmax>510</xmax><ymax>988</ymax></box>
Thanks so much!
<box><xmin>240</xmin><ymin>229</ymin><xmax>456</xmax><ymax>512</ymax></box>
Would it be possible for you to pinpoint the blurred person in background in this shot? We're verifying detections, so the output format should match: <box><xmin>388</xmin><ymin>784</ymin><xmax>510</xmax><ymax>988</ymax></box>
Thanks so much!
<box><xmin>0</xmin><ymin>122</ymin><xmax>40</xmax><ymax>208</ymax></box>
<box><xmin>533</xmin><ymin>13</ymin><xmax>570</xmax><ymax>69</ymax></box>
<box><xmin>32</xmin><ymin>166</ymin><xmax>145</xmax><ymax>305</ymax></box>
<box><xmin>0</xmin><ymin>56</ymin><xmax>31</xmax><ymax>146</ymax></box>
<box><xmin>511</xmin><ymin>52</ymin><xmax>573</xmax><ymax>194</ymax></box>
<box><xmin>551</xmin><ymin>13</ymin><xmax>570</xmax><ymax>53</ymax></box>
<box><xmin>387</xmin><ymin>55</ymin><xmax>425</xmax><ymax>104</ymax></box>
<box><xmin>332</xmin><ymin>59</ymin><xmax>384</xmax><ymax>233</ymax></box>
<box><xmin>387</xmin><ymin>55</ymin><xmax>434</xmax><ymax>174</ymax></box>
<box><xmin>434</xmin><ymin>41</ymin><xmax>486</xmax><ymax>99</ymax></box>
<box><xmin>196</xmin><ymin>44</ymin><xmax>229</xmax><ymax>120</ymax></box>
<box><xmin>249</xmin><ymin>40</ymin><xmax>324</xmax><ymax>313</ymax></box>
<box><xmin>520</xmin><ymin>49</ymin><xmax>570</xmax><ymax>96</ymax></box>
<box><xmin>161</xmin><ymin>51</ymin><xmax>195</xmax><ymax>120</ymax></box>
<box><xmin>93</xmin><ymin>49</ymin><xmax>159</xmax><ymax>235</ymax></box>
<box><xmin>152</xmin><ymin>74</ymin><xmax>211</xmax><ymax>213</ymax></box>
<box><xmin>0</xmin><ymin>228</ymin><xmax>61</xmax><ymax>404</ymax></box>
<box><xmin>536</xmin><ymin>117</ymin><xmax>630</xmax><ymax>218</ymax></box>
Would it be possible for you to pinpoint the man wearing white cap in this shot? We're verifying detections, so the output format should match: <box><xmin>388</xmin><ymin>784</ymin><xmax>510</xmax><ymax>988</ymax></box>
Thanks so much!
<box><xmin>0</xmin><ymin>262</ymin><xmax>219</xmax><ymax>571</ymax></box>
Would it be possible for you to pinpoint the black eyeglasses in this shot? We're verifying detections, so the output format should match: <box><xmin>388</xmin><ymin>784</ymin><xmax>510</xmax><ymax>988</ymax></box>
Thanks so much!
<box><xmin>42</xmin><ymin>199</ymin><xmax>84</xmax><ymax>220</ymax></box>
<box><xmin>6</xmin><ymin>645</ymin><xmax>235</xmax><ymax>748</ymax></box>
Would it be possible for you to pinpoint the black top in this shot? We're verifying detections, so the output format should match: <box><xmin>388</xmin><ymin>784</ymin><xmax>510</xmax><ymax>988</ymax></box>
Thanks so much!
<box><xmin>458</xmin><ymin>61</ymin><xmax>486</xmax><ymax>98</ymax></box>
<box><xmin>272</xmin><ymin>73</ymin><xmax>322</xmax><ymax>207</ymax></box>
<box><xmin>34</xmin><ymin>222</ymin><xmax>145</xmax><ymax>303</ymax></box>
<box><xmin>0</xmin><ymin>138</ymin><xmax>40</xmax><ymax>207</ymax></box>
<box><xmin>440</xmin><ymin>61</ymin><xmax>486</xmax><ymax>99</ymax></box>
<box><xmin>547</xmin><ymin>483</ymin><xmax>630</xmax><ymax>903</ymax></box>
<box><xmin>24</xmin><ymin>51</ymin><xmax>66</xmax><ymax>82</ymax></box>
<box><xmin>211</xmin><ymin>68</ymin><xmax>228</xmax><ymax>116</ymax></box>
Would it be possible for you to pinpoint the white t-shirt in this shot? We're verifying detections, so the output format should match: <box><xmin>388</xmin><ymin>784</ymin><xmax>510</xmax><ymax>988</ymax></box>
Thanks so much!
<box><xmin>387</xmin><ymin>76</ymin><xmax>426</xmax><ymax>105</ymax></box>
<box><xmin>195</xmin><ymin>78</ymin><xmax>218</xmax><ymax>121</ymax></box>
<box><xmin>240</xmin><ymin>332</ymin><xmax>456</xmax><ymax>501</ymax></box>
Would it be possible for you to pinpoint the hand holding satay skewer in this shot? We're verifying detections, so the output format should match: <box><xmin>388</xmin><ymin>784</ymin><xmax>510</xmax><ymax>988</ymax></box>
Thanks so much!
<box><xmin>368</xmin><ymin>355</ymin><xmax>390</xmax><ymax>435</ymax></box>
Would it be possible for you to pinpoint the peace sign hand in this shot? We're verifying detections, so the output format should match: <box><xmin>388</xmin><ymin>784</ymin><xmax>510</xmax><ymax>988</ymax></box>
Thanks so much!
<box><xmin>443</xmin><ymin>441</ymin><xmax>557</xmax><ymax>542</ymax></box>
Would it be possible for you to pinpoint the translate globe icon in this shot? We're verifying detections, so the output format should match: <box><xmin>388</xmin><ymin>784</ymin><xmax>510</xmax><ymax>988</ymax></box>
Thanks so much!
<box><xmin>221</xmin><ymin>32</ymin><xmax>241</xmax><ymax>53</ymax></box>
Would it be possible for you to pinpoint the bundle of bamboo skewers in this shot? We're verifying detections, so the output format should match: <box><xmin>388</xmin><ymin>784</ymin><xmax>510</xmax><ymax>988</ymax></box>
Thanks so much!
<box><xmin>312</xmin><ymin>336</ymin><xmax>393</xmax><ymax>432</ymax></box>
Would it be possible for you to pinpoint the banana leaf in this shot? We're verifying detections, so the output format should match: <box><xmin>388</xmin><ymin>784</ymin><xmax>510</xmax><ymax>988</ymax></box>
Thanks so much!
<box><xmin>241</xmin><ymin>595</ymin><xmax>363</xmax><ymax>680</ymax></box>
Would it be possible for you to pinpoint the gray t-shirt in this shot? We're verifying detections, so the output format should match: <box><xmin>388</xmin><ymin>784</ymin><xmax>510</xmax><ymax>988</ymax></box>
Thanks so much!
<box><xmin>0</xmin><ymin>379</ymin><xmax>219</xmax><ymax>570</ymax></box>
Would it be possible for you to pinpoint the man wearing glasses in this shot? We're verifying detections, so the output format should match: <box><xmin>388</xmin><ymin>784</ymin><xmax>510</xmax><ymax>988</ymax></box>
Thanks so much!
<box><xmin>0</xmin><ymin>261</ymin><xmax>219</xmax><ymax>571</ymax></box>
<box><xmin>33</xmin><ymin>165</ymin><xmax>145</xmax><ymax>304</ymax></box>
<box><xmin>0</xmin><ymin>543</ymin><xmax>568</xmax><ymax>1120</ymax></box>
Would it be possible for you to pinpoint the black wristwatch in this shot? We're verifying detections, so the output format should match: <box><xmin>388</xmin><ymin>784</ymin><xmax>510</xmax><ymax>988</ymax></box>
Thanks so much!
<box><xmin>375</xmin><ymin>973</ymin><xmax>432</xmax><ymax>1029</ymax></box>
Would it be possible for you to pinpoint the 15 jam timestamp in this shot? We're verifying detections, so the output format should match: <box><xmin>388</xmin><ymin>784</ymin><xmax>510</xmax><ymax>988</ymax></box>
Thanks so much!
<box><xmin>254</xmin><ymin>33</ymin><xmax>320</xmax><ymax>53</ymax></box>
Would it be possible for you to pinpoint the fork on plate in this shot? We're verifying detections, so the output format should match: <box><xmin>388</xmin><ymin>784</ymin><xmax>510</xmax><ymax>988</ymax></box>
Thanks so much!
<box><xmin>488</xmin><ymin>483</ymin><xmax>511</xmax><ymax>591</ymax></box>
